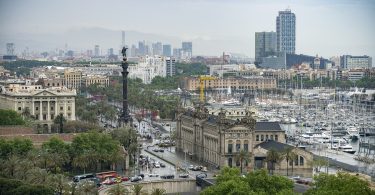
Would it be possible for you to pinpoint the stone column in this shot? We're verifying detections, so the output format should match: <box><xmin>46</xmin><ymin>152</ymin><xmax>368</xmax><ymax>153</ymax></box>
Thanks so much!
<box><xmin>32</xmin><ymin>100</ymin><xmax>35</xmax><ymax>116</ymax></box>
<box><xmin>54</xmin><ymin>100</ymin><xmax>58</xmax><ymax>117</ymax></box>
<box><xmin>39</xmin><ymin>101</ymin><xmax>43</xmax><ymax>120</ymax></box>
<box><xmin>64</xmin><ymin>100</ymin><xmax>67</xmax><ymax>118</ymax></box>
<box><xmin>71</xmin><ymin>98</ymin><xmax>76</xmax><ymax>120</ymax></box>
<box><xmin>47</xmin><ymin>101</ymin><xmax>50</xmax><ymax>121</ymax></box>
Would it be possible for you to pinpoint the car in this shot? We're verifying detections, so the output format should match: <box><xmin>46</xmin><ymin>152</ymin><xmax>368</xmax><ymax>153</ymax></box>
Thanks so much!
<box><xmin>188</xmin><ymin>165</ymin><xmax>194</xmax><ymax>170</ymax></box>
<box><xmin>154</xmin><ymin>163</ymin><xmax>160</xmax><ymax>168</ymax></box>
<box><xmin>179</xmin><ymin>173</ymin><xmax>189</xmax><ymax>178</ymax></box>
<box><xmin>161</xmin><ymin>174</ymin><xmax>175</xmax><ymax>179</ymax></box>
<box><xmin>130</xmin><ymin>176</ymin><xmax>142</xmax><ymax>182</ymax></box>
<box><xmin>192</xmin><ymin>166</ymin><xmax>201</xmax><ymax>171</ymax></box>
<box><xmin>160</xmin><ymin>163</ymin><xmax>166</xmax><ymax>168</ymax></box>
<box><xmin>159</xmin><ymin>149</ymin><xmax>164</xmax><ymax>152</ymax></box>
<box><xmin>153</xmin><ymin>148</ymin><xmax>159</xmax><ymax>152</ymax></box>
<box><xmin>102</xmin><ymin>177</ymin><xmax>116</xmax><ymax>185</ymax></box>
<box><xmin>201</xmin><ymin>166</ymin><xmax>207</xmax><ymax>172</ymax></box>
<box><xmin>138</xmin><ymin>174</ymin><xmax>145</xmax><ymax>179</ymax></box>
<box><xmin>121</xmin><ymin>176</ymin><xmax>130</xmax><ymax>181</ymax></box>
<box><xmin>149</xmin><ymin>173</ymin><xmax>159</xmax><ymax>177</ymax></box>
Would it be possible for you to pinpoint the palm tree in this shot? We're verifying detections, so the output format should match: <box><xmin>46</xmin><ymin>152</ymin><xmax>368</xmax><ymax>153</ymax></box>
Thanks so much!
<box><xmin>151</xmin><ymin>188</ymin><xmax>166</xmax><ymax>195</ymax></box>
<box><xmin>47</xmin><ymin>173</ymin><xmax>70</xmax><ymax>195</ymax></box>
<box><xmin>234</xmin><ymin>150</ymin><xmax>251</xmax><ymax>174</ymax></box>
<box><xmin>75</xmin><ymin>180</ymin><xmax>98</xmax><ymax>195</ymax></box>
<box><xmin>73</xmin><ymin>154</ymin><xmax>90</xmax><ymax>174</ymax></box>
<box><xmin>22</xmin><ymin>107</ymin><xmax>31</xmax><ymax>119</ymax></box>
<box><xmin>265</xmin><ymin>149</ymin><xmax>283</xmax><ymax>175</ymax></box>
<box><xmin>132</xmin><ymin>184</ymin><xmax>145</xmax><ymax>195</ymax></box>
<box><xmin>26</xmin><ymin>167</ymin><xmax>50</xmax><ymax>184</ymax></box>
<box><xmin>2</xmin><ymin>155</ymin><xmax>20</xmax><ymax>177</ymax></box>
<box><xmin>282</xmin><ymin>147</ymin><xmax>296</xmax><ymax>176</ymax></box>
<box><xmin>108</xmin><ymin>183</ymin><xmax>128</xmax><ymax>195</ymax></box>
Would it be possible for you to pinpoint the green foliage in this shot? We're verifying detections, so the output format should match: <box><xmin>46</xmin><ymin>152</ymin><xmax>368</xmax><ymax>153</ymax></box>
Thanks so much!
<box><xmin>0</xmin><ymin>177</ymin><xmax>54</xmax><ymax>195</ymax></box>
<box><xmin>1</xmin><ymin>60</ymin><xmax>62</xmax><ymax>76</ymax></box>
<box><xmin>108</xmin><ymin>183</ymin><xmax>128</xmax><ymax>195</ymax></box>
<box><xmin>0</xmin><ymin>109</ymin><xmax>25</xmax><ymax>125</ymax></box>
<box><xmin>150</xmin><ymin>76</ymin><xmax>179</xmax><ymax>90</ymax></box>
<box><xmin>266</xmin><ymin>149</ymin><xmax>284</xmax><ymax>174</ymax></box>
<box><xmin>201</xmin><ymin>168</ymin><xmax>294</xmax><ymax>195</ymax></box>
<box><xmin>306</xmin><ymin>172</ymin><xmax>375</xmax><ymax>195</ymax></box>
<box><xmin>175</xmin><ymin>62</ymin><xmax>207</xmax><ymax>76</ymax></box>
<box><xmin>0</xmin><ymin>138</ymin><xmax>33</xmax><ymax>159</ymax></box>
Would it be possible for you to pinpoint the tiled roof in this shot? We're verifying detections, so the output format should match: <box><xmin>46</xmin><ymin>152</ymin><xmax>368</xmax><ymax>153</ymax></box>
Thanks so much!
<box><xmin>255</xmin><ymin>122</ymin><xmax>282</xmax><ymax>131</ymax></box>
<box><xmin>256</xmin><ymin>140</ymin><xmax>293</xmax><ymax>152</ymax></box>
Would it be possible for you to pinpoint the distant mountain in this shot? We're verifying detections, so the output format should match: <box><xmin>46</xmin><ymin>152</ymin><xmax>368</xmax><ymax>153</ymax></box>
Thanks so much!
<box><xmin>0</xmin><ymin>27</ymin><xmax>250</xmax><ymax>56</ymax></box>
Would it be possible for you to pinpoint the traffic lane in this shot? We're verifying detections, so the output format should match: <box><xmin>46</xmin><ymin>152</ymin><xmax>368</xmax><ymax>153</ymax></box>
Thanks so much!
<box><xmin>140</xmin><ymin>149</ymin><xmax>177</xmax><ymax>181</ymax></box>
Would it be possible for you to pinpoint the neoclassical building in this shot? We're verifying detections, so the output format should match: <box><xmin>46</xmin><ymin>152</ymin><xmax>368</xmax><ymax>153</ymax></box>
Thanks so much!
<box><xmin>0</xmin><ymin>84</ymin><xmax>76</xmax><ymax>131</ymax></box>
<box><xmin>176</xmin><ymin>105</ymin><xmax>312</xmax><ymax>171</ymax></box>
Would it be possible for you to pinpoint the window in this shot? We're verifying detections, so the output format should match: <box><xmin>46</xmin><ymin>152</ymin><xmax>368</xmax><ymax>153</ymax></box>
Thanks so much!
<box><xmin>275</xmin><ymin>135</ymin><xmax>278</xmax><ymax>141</ymax></box>
<box><xmin>236</xmin><ymin>143</ymin><xmax>240</xmax><ymax>152</ymax></box>
<box><xmin>68</xmin><ymin>106</ymin><xmax>71</xmax><ymax>111</ymax></box>
<box><xmin>18</xmin><ymin>107</ymin><xmax>21</xmax><ymax>111</ymax></box>
<box><xmin>266</xmin><ymin>135</ymin><xmax>269</xmax><ymax>140</ymax></box>
<box><xmin>261</xmin><ymin>135</ymin><xmax>264</xmax><ymax>141</ymax></box>
<box><xmin>36</xmin><ymin>107</ymin><xmax>39</xmax><ymax>111</ymax></box>
<box><xmin>228</xmin><ymin>158</ymin><xmax>232</xmax><ymax>167</ymax></box>
<box><xmin>270</xmin><ymin>135</ymin><xmax>274</xmax><ymax>140</ymax></box>
<box><xmin>236</xmin><ymin>160</ymin><xmax>240</xmax><ymax>167</ymax></box>
<box><xmin>60</xmin><ymin>106</ymin><xmax>63</xmax><ymax>111</ymax></box>
<box><xmin>51</xmin><ymin>107</ymin><xmax>54</xmax><ymax>110</ymax></box>
<box><xmin>244</xmin><ymin>144</ymin><xmax>248</xmax><ymax>152</ymax></box>
<box><xmin>228</xmin><ymin>144</ymin><xmax>233</xmax><ymax>154</ymax></box>
<box><xmin>256</xmin><ymin>135</ymin><xmax>259</xmax><ymax>141</ymax></box>
<box><xmin>300</xmin><ymin>156</ymin><xmax>304</xmax><ymax>166</ymax></box>
<box><xmin>295</xmin><ymin>156</ymin><xmax>299</xmax><ymax>166</ymax></box>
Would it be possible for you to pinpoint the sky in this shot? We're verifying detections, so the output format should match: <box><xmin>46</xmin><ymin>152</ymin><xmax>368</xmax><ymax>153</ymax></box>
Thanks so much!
<box><xmin>0</xmin><ymin>0</ymin><xmax>374</xmax><ymax>58</ymax></box>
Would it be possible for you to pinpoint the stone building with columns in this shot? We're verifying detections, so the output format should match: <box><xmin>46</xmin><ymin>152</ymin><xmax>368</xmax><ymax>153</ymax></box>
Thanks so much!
<box><xmin>176</xmin><ymin>105</ymin><xmax>312</xmax><ymax>172</ymax></box>
<box><xmin>0</xmin><ymin>84</ymin><xmax>76</xmax><ymax>131</ymax></box>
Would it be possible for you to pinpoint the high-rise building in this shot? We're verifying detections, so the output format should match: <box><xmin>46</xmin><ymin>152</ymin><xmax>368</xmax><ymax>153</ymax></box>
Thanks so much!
<box><xmin>276</xmin><ymin>9</ymin><xmax>296</xmax><ymax>54</ymax></box>
<box><xmin>182</xmin><ymin>42</ymin><xmax>192</xmax><ymax>57</ymax></box>
<box><xmin>173</xmin><ymin>48</ymin><xmax>182</xmax><ymax>59</ymax></box>
<box><xmin>94</xmin><ymin>45</ymin><xmax>100</xmax><ymax>57</ymax></box>
<box><xmin>340</xmin><ymin>55</ymin><xmax>372</xmax><ymax>69</ymax></box>
<box><xmin>138</xmin><ymin>41</ymin><xmax>146</xmax><ymax>56</ymax></box>
<box><xmin>6</xmin><ymin>43</ymin><xmax>15</xmax><ymax>55</ymax></box>
<box><xmin>255</xmin><ymin>32</ymin><xmax>277</xmax><ymax>63</ymax></box>
<box><xmin>166</xmin><ymin>57</ymin><xmax>176</xmax><ymax>76</ymax></box>
<box><xmin>108</xmin><ymin>48</ymin><xmax>114</xmax><ymax>56</ymax></box>
<box><xmin>152</xmin><ymin>42</ymin><xmax>163</xmax><ymax>56</ymax></box>
<box><xmin>163</xmin><ymin>44</ymin><xmax>172</xmax><ymax>56</ymax></box>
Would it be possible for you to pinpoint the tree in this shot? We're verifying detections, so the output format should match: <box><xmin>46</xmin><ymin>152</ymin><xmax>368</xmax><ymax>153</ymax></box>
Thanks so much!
<box><xmin>0</xmin><ymin>109</ymin><xmax>25</xmax><ymax>125</ymax></box>
<box><xmin>306</xmin><ymin>172</ymin><xmax>375</xmax><ymax>195</ymax></box>
<box><xmin>201</xmin><ymin>168</ymin><xmax>293</xmax><ymax>195</ymax></box>
<box><xmin>265</xmin><ymin>149</ymin><xmax>283</xmax><ymax>174</ymax></box>
<box><xmin>26</xmin><ymin>167</ymin><xmax>50</xmax><ymax>184</ymax></box>
<box><xmin>235</xmin><ymin>150</ymin><xmax>251</xmax><ymax>174</ymax></box>
<box><xmin>75</xmin><ymin>179</ymin><xmax>98</xmax><ymax>195</ymax></box>
<box><xmin>54</xmin><ymin>113</ymin><xmax>66</xmax><ymax>133</ymax></box>
<box><xmin>151</xmin><ymin>188</ymin><xmax>166</xmax><ymax>195</ymax></box>
<box><xmin>47</xmin><ymin>173</ymin><xmax>71</xmax><ymax>195</ymax></box>
<box><xmin>282</xmin><ymin>147</ymin><xmax>296</xmax><ymax>176</ymax></box>
<box><xmin>131</xmin><ymin>184</ymin><xmax>145</xmax><ymax>195</ymax></box>
<box><xmin>310</xmin><ymin>157</ymin><xmax>329</xmax><ymax>173</ymax></box>
<box><xmin>107</xmin><ymin>183</ymin><xmax>128</xmax><ymax>195</ymax></box>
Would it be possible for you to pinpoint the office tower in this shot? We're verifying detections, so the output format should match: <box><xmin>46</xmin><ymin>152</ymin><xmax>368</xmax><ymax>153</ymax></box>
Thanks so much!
<box><xmin>173</xmin><ymin>48</ymin><xmax>181</xmax><ymax>59</ymax></box>
<box><xmin>255</xmin><ymin>32</ymin><xmax>277</xmax><ymax>63</ymax></box>
<box><xmin>340</xmin><ymin>55</ymin><xmax>372</xmax><ymax>69</ymax></box>
<box><xmin>130</xmin><ymin>45</ymin><xmax>138</xmax><ymax>57</ymax></box>
<box><xmin>122</xmin><ymin>31</ymin><xmax>125</xmax><ymax>47</ymax></box>
<box><xmin>108</xmin><ymin>48</ymin><xmax>114</xmax><ymax>56</ymax></box>
<box><xmin>166</xmin><ymin>57</ymin><xmax>176</xmax><ymax>76</ymax></box>
<box><xmin>163</xmin><ymin>44</ymin><xmax>172</xmax><ymax>56</ymax></box>
<box><xmin>182</xmin><ymin>42</ymin><xmax>192</xmax><ymax>57</ymax></box>
<box><xmin>94</xmin><ymin>45</ymin><xmax>100</xmax><ymax>56</ymax></box>
<box><xmin>6</xmin><ymin>43</ymin><xmax>15</xmax><ymax>55</ymax></box>
<box><xmin>276</xmin><ymin>9</ymin><xmax>296</xmax><ymax>54</ymax></box>
<box><xmin>138</xmin><ymin>41</ymin><xmax>146</xmax><ymax>56</ymax></box>
<box><xmin>152</xmin><ymin>42</ymin><xmax>163</xmax><ymax>55</ymax></box>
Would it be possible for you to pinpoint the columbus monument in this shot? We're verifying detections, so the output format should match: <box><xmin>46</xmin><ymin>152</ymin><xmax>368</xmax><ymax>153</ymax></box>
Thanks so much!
<box><xmin>119</xmin><ymin>47</ymin><xmax>132</xmax><ymax>126</ymax></box>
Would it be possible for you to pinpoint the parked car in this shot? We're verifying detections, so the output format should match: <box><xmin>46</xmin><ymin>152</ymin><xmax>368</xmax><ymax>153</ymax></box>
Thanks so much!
<box><xmin>154</xmin><ymin>163</ymin><xmax>160</xmax><ymax>168</ymax></box>
<box><xmin>149</xmin><ymin>173</ymin><xmax>159</xmax><ymax>177</ymax></box>
<box><xmin>179</xmin><ymin>173</ymin><xmax>189</xmax><ymax>178</ymax></box>
<box><xmin>138</xmin><ymin>174</ymin><xmax>145</xmax><ymax>179</ymax></box>
<box><xmin>121</xmin><ymin>176</ymin><xmax>130</xmax><ymax>181</ymax></box>
<box><xmin>153</xmin><ymin>148</ymin><xmax>159</xmax><ymax>152</ymax></box>
<box><xmin>159</xmin><ymin>149</ymin><xmax>164</xmax><ymax>152</ymax></box>
<box><xmin>102</xmin><ymin>177</ymin><xmax>116</xmax><ymax>185</ymax></box>
<box><xmin>160</xmin><ymin>163</ymin><xmax>166</xmax><ymax>168</ymax></box>
<box><xmin>188</xmin><ymin>165</ymin><xmax>194</xmax><ymax>170</ymax></box>
<box><xmin>130</xmin><ymin>176</ymin><xmax>142</xmax><ymax>182</ymax></box>
<box><xmin>161</xmin><ymin>174</ymin><xmax>175</xmax><ymax>179</ymax></box>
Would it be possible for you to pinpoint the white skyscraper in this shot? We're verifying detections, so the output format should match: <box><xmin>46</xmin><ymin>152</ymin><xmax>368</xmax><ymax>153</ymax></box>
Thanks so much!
<box><xmin>276</xmin><ymin>9</ymin><xmax>296</xmax><ymax>54</ymax></box>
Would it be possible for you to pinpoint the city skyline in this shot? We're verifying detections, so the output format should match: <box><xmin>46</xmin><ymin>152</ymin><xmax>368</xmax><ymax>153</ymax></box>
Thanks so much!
<box><xmin>0</xmin><ymin>0</ymin><xmax>374</xmax><ymax>58</ymax></box>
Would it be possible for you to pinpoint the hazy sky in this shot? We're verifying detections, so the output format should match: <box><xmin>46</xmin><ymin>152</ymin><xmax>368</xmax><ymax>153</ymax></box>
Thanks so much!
<box><xmin>0</xmin><ymin>0</ymin><xmax>374</xmax><ymax>58</ymax></box>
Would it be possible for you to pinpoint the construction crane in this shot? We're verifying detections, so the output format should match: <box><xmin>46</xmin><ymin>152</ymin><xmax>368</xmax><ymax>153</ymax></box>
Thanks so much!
<box><xmin>198</xmin><ymin>75</ymin><xmax>216</xmax><ymax>102</ymax></box>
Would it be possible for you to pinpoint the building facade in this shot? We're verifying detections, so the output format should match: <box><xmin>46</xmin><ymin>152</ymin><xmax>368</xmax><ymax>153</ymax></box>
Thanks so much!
<box><xmin>64</xmin><ymin>69</ymin><xmax>82</xmax><ymax>89</ymax></box>
<box><xmin>163</xmin><ymin>44</ymin><xmax>172</xmax><ymax>57</ymax></box>
<box><xmin>166</xmin><ymin>57</ymin><xmax>176</xmax><ymax>76</ymax></box>
<box><xmin>182</xmin><ymin>76</ymin><xmax>277</xmax><ymax>91</ymax></box>
<box><xmin>255</xmin><ymin>32</ymin><xmax>277</xmax><ymax>63</ymax></box>
<box><xmin>340</xmin><ymin>55</ymin><xmax>372</xmax><ymax>69</ymax></box>
<box><xmin>176</xmin><ymin>106</ymin><xmax>311</xmax><ymax>171</ymax></box>
<box><xmin>276</xmin><ymin>9</ymin><xmax>296</xmax><ymax>54</ymax></box>
<box><xmin>0</xmin><ymin>84</ymin><xmax>76</xmax><ymax>131</ymax></box>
